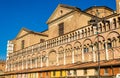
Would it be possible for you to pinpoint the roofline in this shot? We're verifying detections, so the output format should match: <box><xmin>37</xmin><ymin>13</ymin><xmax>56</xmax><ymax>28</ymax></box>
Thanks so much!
<box><xmin>46</xmin><ymin>4</ymin><xmax>102</xmax><ymax>24</ymax></box>
<box><xmin>84</xmin><ymin>6</ymin><xmax>114</xmax><ymax>12</ymax></box>
<box><xmin>14</xmin><ymin>27</ymin><xmax>48</xmax><ymax>40</ymax></box>
<box><xmin>103</xmin><ymin>13</ymin><xmax>120</xmax><ymax>19</ymax></box>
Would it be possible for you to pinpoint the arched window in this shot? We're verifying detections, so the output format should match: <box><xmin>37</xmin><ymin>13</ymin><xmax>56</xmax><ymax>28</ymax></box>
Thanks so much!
<box><xmin>85</xmin><ymin>29</ymin><xmax>87</xmax><ymax>37</ymax></box>
<box><xmin>58</xmin><ymin>22</ymin><xmax>64</xmax><ymax>36</ymax></box>
<box><xmin>72</xmin><ymin>33</ymin><xmax>74</xmax><ymax>40</ymax></box>
<box><xmin>66</xmin><ymin>35</ymin><xmax>69</xmax><ymax>42</ymax></box>
<box><xmin>107</xmin><ymin>38</ymin><xmax>112</xmax><ymax>49</ymax></box>
<box><xmin>42</xmin><ymin>56</ymin><xmax>47</xmax><ymax>63</ymax></box>
<box><xmin>64</xmin><ymin>36</ymin><xmax>66</xmax><ymax>43</ymax></box>
<box><xmin>82</xmin><ymin>30</ymin><xmax>84</xmax><ymax>38</ymax></box>
<box><xmin>112</xmin><ymin>37</ymin><xmax>117</xmax><ymax>47</ymax></box>
<box><xmin>78</xmin><ymin>31</ymin><xmax>80</xmax><ymax>39</ymax></box>
<box><xmin>103</xmin><ymin>24</ymin><xmax>106</xmax><ymax>32</ymax></box>
<box><xmin>106</xmin><ymin>21</ymin><xmax>110</xmax><ymax>30</ymax></box>
<box><xmin>91</xmin><ymin>26</ymin><xmax>93</xmax><ymax>35</ymax></box>
<box><xmin>94</xmin><ymin>42</ymin><xmax>98</xmax><ymax>51</ymax></box>
<box><xmin>59</xmin><ymin>37</ymin><xmax>62</xmax><ymax>44</ymax></box>
<box><xmin>113</xmin><ymin>18</ymin><xmax>117</xmax><ymax>29</ymax></box>
<box><xmin>88</xmin><ymin>28</ymin><xmax>90</xmax><ymax>36</ymax></box>
<box><xmin>70</xmin><ymin>34</ymin><xmax>72</xmax><ymax>41</ymax></box>
<box><xmin>83</xmin><ymin>45</ymin><xmax>89</xmax><ymax>53</ymax></box>
<box><xmin>75</xmin><ymin>32</ymin><xmax>77</xmax><ymax>40</ymax></box>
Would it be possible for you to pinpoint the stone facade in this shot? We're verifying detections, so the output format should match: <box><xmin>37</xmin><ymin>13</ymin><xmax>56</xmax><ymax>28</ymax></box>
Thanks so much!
<box><xmin>2</xmin><ymin>1</ymin><xmax>120</xmax><ymax>78</ymax></box>
<box><xmin>0</xmin><ymin>60</ymin><xmax>5</xmax><ymax>75</ymax></box>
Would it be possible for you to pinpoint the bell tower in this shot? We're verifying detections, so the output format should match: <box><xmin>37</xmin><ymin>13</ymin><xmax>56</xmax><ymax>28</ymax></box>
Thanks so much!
<box><xmin>116</xmin><ymin>0</ymin><xmax>120</xmax><ymax>13</ymax></box>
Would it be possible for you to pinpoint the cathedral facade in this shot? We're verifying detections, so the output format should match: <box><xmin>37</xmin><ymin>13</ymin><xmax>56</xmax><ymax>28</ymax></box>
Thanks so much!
<box><xmin>2</xmin><ymin>0</ymin><xmax>120</xmax><ymax>78</ymax></box>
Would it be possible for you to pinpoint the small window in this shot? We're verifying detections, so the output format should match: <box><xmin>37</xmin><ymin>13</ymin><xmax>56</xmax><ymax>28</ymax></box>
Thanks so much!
<box><xmin>46</xmin><ymin>72</ymin><xmax>48</xmax><ymax>76</ymax></box>
<box><xmin>74</xmin><ymin>70</ymin><xmax>77</xmax><ymax>75</ymax></box>
<box><xmin>58</xmin><ymin>23</ymin><xmax>64</xmax><ymax>36</ymax></box>
<box><xmin>103</xmin><ymin>43</ymin><xmax>106</xmax><ymax>49</ymax></box>
<box><xmin>42</xmin><ymin>56</ymin><xmax>46</xmax><ymax>63</ymax></box>
<box><xmin>40</xmin><ymin>39</ymin><xmax>45</xmax><ymax>43</ymax></box>
<box><xmin>84</xmin><ymin>69</ymin><xmax>87</xmax><ymax>75</ymax></box>
<box><xmin>113</xmin><ymin>18</ymin><xmax>117</xmax><ymax>28</ymax></box>
<box><xmin>104</xmin><ymin>68</ymin><xmax>108</xmax><ymax>75</ymax></box>
<box><xmin>95</xmin><ymin>69</ymin><xmax>98</xmax><ymax>75</ymax></box>
<box><xmin>60</xmin><ymin>71</ymin><xmax>62</xmax><ymax>76</ymax></box>
<box><xmin>21</xmin><ymin>40</ymin><xmax>25</xmax><ymax>49</ymax></box>
<box><xmin>32</xmin><ymin>59</ymin><xmax>35</xmax><ymax>64</ymax></box>
<box><xmin>84</xmin><ymin>47</ymin><xmax>89</xmax><ymax>53</ymax></box>
<box><xmin>67</xmin><ymin>70</ymin><xmax>71</xmax><ymax>75</ymax></box>
<box><xmin>107</xmin><ymin>42</ymin><xmax>112</xmax><ymax>49</ymax></box>
<box><xmin>53</xmin><ymin>71</ymin><xmax>56</xmax><ymax>76</ymax></box>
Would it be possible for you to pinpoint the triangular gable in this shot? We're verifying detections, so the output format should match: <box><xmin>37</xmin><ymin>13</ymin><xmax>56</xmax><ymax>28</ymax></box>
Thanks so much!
<box><xmin>46</xmin><ymin>4</ymin><xmax>77</xmax><ymax>24</ymax></box>
<box><xmin>15</xmin><ymin>28</ymin><xmax>31</xmax><ymax>39</ymax></box>
<box><xmin>15</xmin><ymin>28</ymin><xmax>48</xmax><ymax>39</ymax></box>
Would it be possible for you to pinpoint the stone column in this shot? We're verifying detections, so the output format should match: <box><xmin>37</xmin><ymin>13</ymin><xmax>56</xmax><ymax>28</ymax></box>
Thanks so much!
<box><xmin>35</xmin><ymin>58</ymin><xmax>37</xmax><ymax>68</ymax></box>
<box><xmin>46</xmin><ymin>42</ymin><xmax>47</xmax><ymax>49</ymax></box>
<box><xmin>82</xmin><ymin>47</ymin><xmax>84</xmax><ymax>62</ymax></box>
<box><xmin>64</xmin><ymin>50</ymin><xmax>66</xmax><ymax>65</ymax></box>
<box><xmin>105</xmin><ymin>41</ymin><xmax>109</xmax><ymax>60</ymax></box>
<box><xmin>41</xmin><ymin>56</ymin><xmax>42</xmax><ymax>67</ymax></box>
<box><xmin>46</xmin><ymin>56</ymin><xmax>48</xmax><ymax>67</ymax></box>
<box><xmin>18</xmin><ymin>63</ymin><xmax>19</xmax><ymax>70</ymax></box>
<box><xmin>57</xmin><ymin>52</ymin><xmax>59</xmax><ymax>66</ymax></box>
<box><xmin>30</xmin><ymin>59</ymin><xmax>32</xmax><ymax>68</ymax></box>
<box><xmin>22</xmin><ymin>60</ymin><xmax>23</xmax><ymax>70</ymax></box>
<box><xmin>92</xmin><ymin>46</ymin><xmax>96</xmax><ymax>62</ymax></box>
<box><xmin>72</xmin><ymin>48</ymin><xmax>74</xmax><ymax>63</ymax></box>
<box><xmin>26</xmin><ymin>60</ymin><xmax>28</xmax><ymax>69</ymax></box>
<box><xmin>32</xmin><ymin>46</ymin><xmax>34</xmax><ymax>52</ymax></box>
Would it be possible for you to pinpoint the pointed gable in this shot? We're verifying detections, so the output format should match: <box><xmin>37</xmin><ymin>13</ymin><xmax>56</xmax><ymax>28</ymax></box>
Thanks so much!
<box><xmin>15</xmin><ymin>28</ymin><xmax>48</xmax><ymax>39</ymax></box>
<box><xmin>46</xmin><ymin>4</ymin><xmax>77</xmax><ymax>24</ymax></box>
<box><xmin>15</xmin><ymin>28</ymin><xmax>31</xmax><ymax>39</ymax></box>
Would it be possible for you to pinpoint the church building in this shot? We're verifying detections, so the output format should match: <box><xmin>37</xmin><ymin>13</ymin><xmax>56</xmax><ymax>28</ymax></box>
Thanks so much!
<box><xmin>2</xmin><ymin>0</ymin><xmax>120</xmax><ymax>78</ymax></box>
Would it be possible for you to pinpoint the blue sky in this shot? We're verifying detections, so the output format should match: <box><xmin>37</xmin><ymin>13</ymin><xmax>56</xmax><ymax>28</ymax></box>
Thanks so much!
<box><xmin>0</xmin><ymin>0</ymin><xmax>116</xmax><ymax>59</ymax></box>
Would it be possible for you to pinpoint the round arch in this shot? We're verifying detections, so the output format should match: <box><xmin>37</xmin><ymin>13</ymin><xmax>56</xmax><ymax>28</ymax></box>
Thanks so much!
<box><xmin>58</xmin><ymin>46</ymin><xmax>64</xmax><ymax>52</ymax></box>
<box><xmin>106</xmin><ymin>31</ymin><xmax>119</xmax><ymax>39</ymax></box>
<box><xmin>83</xmin><ymin>38</ymin><xmax>93</xmax><ymax>45</ymax></box>
<box><xmin>74</xmin><ymin>41</ymin><xmax>82</xmax><ymax>47</ymax></box>
<box><xmin>93</xmin><ymin>35</ymin><xmax>105</xmax><ymax>42</ymax></box>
